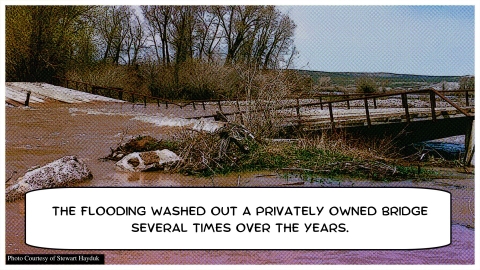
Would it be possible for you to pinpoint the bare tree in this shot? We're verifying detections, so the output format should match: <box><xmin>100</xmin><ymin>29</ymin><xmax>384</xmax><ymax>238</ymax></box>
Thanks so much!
<box><xmin>123</xmin><ymin>9</ymin><xmax>148</xmax><ymax>65</ymax></box>
<box><xmin>170</xmin><ymin>6</ymin><xmax>197</xmax><ymax>64</ymax></box>
<box><xmin>263</xmin><ymin>12</ymin><xmax>296</xmax><ymax>69</ymax></box>
<box><xmin>94</xmin><ymin>6</ymin><xmax>131</xmax><ymax>64</ymax></box>
<box><xmin>214</xmin><ymin>6</ymin><xmax>261</xmax><ymax>64</ymax></box>
<box><xmin>194</xmin><ymin>6</ymin><xmax>221</xmax><ymax>62</ymax></box>
<box><xmin>142</xmin><ymin>6</ymin><xmax>173</xmax><ymax>64</ymax></box>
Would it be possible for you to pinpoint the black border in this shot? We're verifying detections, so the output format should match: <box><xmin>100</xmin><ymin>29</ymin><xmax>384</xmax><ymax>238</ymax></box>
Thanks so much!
<box><xmin>23</xmin><ymin>186</ymin><xmax>453</xmax><ymax>251</ymax></box>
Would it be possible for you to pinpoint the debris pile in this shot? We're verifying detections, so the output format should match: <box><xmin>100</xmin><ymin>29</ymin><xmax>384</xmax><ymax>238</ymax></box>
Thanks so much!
<box><xmin>104</xmin><ymin>112</ymin><xmax>257</xmax><ymax>175</ymax></box>
<box><xmin>177</xmin><ymin>111</ymin><xmax>257</xmax><ymax>175</ymax></box>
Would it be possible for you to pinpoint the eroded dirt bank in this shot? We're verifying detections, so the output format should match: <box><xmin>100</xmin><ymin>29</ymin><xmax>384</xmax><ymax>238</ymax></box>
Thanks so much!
<box><xmin>5</xmin><ymin>102</ymin><xmax>474</xmax><ymax>264</ymax></box>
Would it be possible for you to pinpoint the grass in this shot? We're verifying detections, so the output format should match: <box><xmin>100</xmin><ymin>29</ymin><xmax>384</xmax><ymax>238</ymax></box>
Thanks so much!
<box><xmin>168</xmin><ymin>131</ymin><xmax>436</xmax><ymax>181</ymax></box>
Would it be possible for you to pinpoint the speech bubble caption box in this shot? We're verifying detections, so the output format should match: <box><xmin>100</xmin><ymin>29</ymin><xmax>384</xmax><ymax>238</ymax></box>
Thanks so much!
<box><xmin>25</xmin><ymin>187</ymin><xmax>451</xmax><ymax>250</ymax></box>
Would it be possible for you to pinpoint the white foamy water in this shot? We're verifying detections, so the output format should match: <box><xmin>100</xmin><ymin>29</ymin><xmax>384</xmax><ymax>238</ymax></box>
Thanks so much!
<box><xmin>133</xmin><ymin>115</ymin><xmax>225</xmax><ymax>132</ymax></box>
<box><xmin>68</xmin><ymin>107</ymin><xmax>224</xmax><ymax>132</ymax></box>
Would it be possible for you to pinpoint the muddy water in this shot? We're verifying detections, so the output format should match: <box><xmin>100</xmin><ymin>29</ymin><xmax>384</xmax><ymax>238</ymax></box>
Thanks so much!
<box><xmin>5</xmin><ymin>102</ymin><xmax>474</xmax><ymax>264</ymax></box>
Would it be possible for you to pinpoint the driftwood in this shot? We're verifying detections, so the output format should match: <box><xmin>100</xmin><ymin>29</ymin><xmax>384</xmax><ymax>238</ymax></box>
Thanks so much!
<box><xmin>280</xmin><ymin>168</ymin><xmax>315</xmax><ymax>173</ymax></box>
<box><xmin>214</xmin><ymin>111</ymin><xmax>256</xmax><ymax>160</ymax></box>
<box><xmin>102</xmin><ymin>136</ymin><xmax>168</xmax><ymax>161</ymax></box>
<box><xmin>281</xmin><ymin>181</ymin><xmax>305</xmax><ymax>186</ymax></box>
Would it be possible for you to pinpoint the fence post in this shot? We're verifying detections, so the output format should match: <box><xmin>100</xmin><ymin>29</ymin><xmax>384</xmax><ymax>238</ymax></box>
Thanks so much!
<box><xmin>364</xmin><ymin>97</ymin><xmax>371</xmax><ymax>127</ymax></box>
<box><xmin>118</xmin><ymin>90</ymin><xmax>123</xmax><ymax>100</ymax></box>
<box><xmin>25</xmin><ymin>91</ymin><xmax>31</xmax><ymax>106</ymax></box>
<box><xmin>373</xmin><ymin>97</ymin><xmax>377</xmax><ymax>109</ymax></box>
<box><xmin>192</xmin><ymin>102</ymin><xmax>196</xmax><ymax>110</ymax></box>
<box><xmin>465</xmin><ymin>91</ymin><xmax>470</xmax><ymax>107</ymax></box>
<box><xmin>328</xmin><ymin>102</ymin><xmax>334</xmax><ymax>129</ymax></box>
<box><xmin>401</xmin><ymin>93</ymin><xmax>410</xmax><ymax>123</ymax></box>
<box><xmin>143</xmin><ymin>96</ymin><xmax>147</xmax><ymax>107</ymax></box>
<box><xmin>346</xmin><ymin>95</ymin><xmax>350</xmax><ymax>109</ymax></box>
<box><xmin>429</xmin><ymin>91</ymin><xmax>436</xmax><ymax>121</ymax></box>
<box><xmin>131</xmin><ymin>93</ymin><xmax>135</xmax><ymax>103</ymax></box>
<box><xmin>217</xmin><ymin>100</ymin><xmax>222</xmax><ymax>111</ymax></box>
<box><xmin>202</xmin><ymin>101</ymin><xmax>206</xmax><ymax>110</ymax></box>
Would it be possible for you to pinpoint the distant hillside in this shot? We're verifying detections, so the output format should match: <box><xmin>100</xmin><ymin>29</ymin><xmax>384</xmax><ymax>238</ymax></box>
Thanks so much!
<box><xmin>297</xmin><ymin>70</ymin><xmax>462</xmax><ymax>89</ymax></box>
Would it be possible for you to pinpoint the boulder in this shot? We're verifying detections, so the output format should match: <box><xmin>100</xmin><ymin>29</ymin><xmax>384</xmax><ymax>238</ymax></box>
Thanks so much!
<box><xmin>6</xmin><ymin>156</ymin><xmax>92</xmax><ymax>202</ymax></box>
<box><xmin>115</xmin><ymin>149</ymin><xmax>182</xmax><ymax>172</ymax></box>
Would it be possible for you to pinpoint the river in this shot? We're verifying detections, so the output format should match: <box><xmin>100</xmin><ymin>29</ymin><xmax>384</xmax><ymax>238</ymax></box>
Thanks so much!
<box><xmin>5</xmin><ymin>102</ymin><xmax>474</xmax><ymax>265</ymax></box>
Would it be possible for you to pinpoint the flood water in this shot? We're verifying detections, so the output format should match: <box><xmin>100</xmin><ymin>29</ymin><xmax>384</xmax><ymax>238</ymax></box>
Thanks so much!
<box><xmin>5</xmin><ymin>102</ymin><xmax>474</xmax><ymax>265</ymax></box>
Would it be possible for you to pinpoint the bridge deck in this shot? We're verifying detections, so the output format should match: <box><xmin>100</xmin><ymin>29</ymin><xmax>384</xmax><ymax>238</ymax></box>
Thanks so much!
<box><xmin>289</xmin><ymin>106</ymin><xmax>475</xmax><ymax>130</ymax></box>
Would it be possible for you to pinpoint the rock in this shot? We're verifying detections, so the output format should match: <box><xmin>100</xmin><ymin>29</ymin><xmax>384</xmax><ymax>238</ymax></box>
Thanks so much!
<box><xmin>115</xmin><ymin>149</ymin><xmax>182</xmax><ymax>172</ymax></box>
<box><xmin>5</xmin><ymin>156</ymin><xmax>92</xmax><ymax>202</ymax></box>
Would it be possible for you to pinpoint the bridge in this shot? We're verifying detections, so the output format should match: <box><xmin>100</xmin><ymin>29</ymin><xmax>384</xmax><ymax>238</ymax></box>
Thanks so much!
<box><xmin>276</xmin><ymin>89</ymin><xmax>475</xmax><ymax>166</ymax></box>
<box><xmin>184</xmin><ymin>88</ymin><xmax>474</xmax><ymax>163</ymax></box>
<box><xmin>15</xmin><ymin>77</ymin><xmax>473</xmax><ymax>165</ymax></box>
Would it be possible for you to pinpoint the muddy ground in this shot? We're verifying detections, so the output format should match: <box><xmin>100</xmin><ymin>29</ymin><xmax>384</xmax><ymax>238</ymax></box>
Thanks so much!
<box><xmin>4</xmin><ymin>101</ymin><xmax>474</xmax><ymax>264</ymax></box>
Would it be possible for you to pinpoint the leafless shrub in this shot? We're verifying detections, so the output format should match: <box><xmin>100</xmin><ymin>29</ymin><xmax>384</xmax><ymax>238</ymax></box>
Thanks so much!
<box><xmin>318</xmin><ymin>76</ymin><xmax>332</xmax><ymax>87</ymax></box>
<box><xmin>66</xmin><ymin>64</ymin><xmax>148</xmax><ymax>94</ymax></box>
<box><xmin>233</xmin><ymin>64</ymin><xmax>297</xmax><ymax>138</ymax></box>
<box><xmin>171</xmin><ymin>129</ymin><xmax>244</xmax><ymax>175</ymax></box>
<box><xmin>459</xmin><ymin>76</ymin><xmax>474</xmax><ymax>90</ymax></box>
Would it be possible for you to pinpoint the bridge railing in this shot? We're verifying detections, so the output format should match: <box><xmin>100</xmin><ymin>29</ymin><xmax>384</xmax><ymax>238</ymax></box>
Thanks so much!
<box><xmin>51</xmin><ymin>77</ymin><xmax>473</xmax><ymax>127</ymax></box>
<box><xmin>287</xmin><ymin>89</ymin><xmax>474</xmax><ymax>128</ymax></box>
<box><xmin>190</xmin><ymin>89</ymin><xmax>474</xmax><ymax>127</ymax></box>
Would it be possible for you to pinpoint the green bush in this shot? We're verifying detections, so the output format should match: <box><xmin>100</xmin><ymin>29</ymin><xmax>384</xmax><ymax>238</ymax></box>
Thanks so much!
<box><xmin>356</xmin><ymin>77</ymin><xmax>378</xmax><ymax>94</ymax></box>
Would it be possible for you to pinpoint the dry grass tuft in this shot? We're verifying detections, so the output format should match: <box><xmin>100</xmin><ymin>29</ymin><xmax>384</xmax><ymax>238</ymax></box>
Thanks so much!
<box><xmin>296</xmin><ymin>131</ymin><xmax>399</xmax><ymax>162</ymax></box>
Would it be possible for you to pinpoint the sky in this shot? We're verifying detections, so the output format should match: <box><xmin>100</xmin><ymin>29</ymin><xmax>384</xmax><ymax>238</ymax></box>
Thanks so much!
<box><xmin>278</xmin><ymin>5</ymin><xmax>475</xmax><ymax>76</ymax></box>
